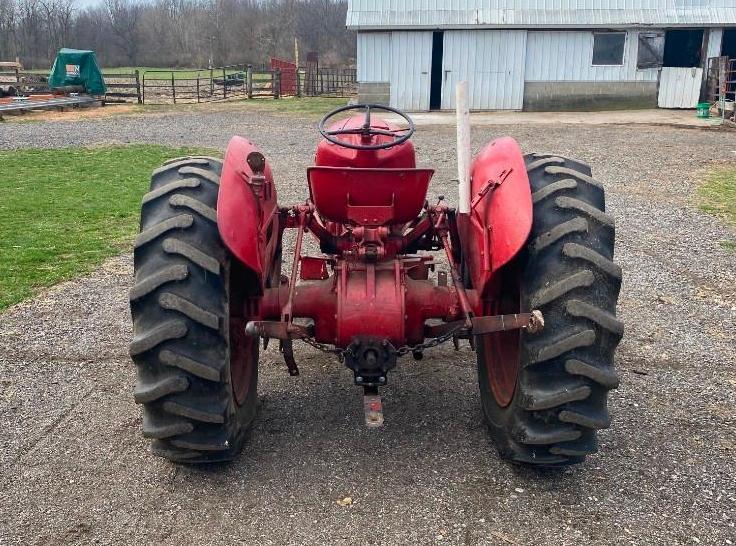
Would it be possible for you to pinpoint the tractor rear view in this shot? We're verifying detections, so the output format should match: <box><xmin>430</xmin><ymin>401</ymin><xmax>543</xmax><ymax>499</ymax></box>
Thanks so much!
<box><xmin>129</xmin><ymin>91</ymin><xmax>622</xmax><ymax>465</ymax></box>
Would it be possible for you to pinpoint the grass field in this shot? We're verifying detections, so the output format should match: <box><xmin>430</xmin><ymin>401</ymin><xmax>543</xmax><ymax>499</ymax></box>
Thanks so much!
<box><xmin>699</xmin><ymin>166</ymin><xmax>736</xmax><ymax>250</ymax></box>
<box><xmin>0</xmin><ymin>145</ymin><xmax>216</xmax><ymax>310</ymax></box>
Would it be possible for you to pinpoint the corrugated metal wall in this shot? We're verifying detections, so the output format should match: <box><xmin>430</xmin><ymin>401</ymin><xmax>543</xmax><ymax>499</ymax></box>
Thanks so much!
<box><xmin>357</xmin><ymin>33</ymin><xmax>392</xmax><ymax>82</ymax></box>
<box><xmin>347</xmin><ymin>0</ymin><xmax>736</xmax><ymax>28</ymax></box>
<box><xmin>525</xmin><ymin>30</ymin><xmax>659</xmax><ymax>82</ymax></box>
<box><xmin>442</xmin><ymin>30</ymin><xmax>527</xmax><ymax>110</ymax></box>
<box><xmin>389</xmin><ymin>31</ymin><xmax>433</xmax><ymax>111</ymax></box>
<box><xmin>658</xmin><ymin>67</ymin><xmax>704</xmax><ymax>107</ymax></box>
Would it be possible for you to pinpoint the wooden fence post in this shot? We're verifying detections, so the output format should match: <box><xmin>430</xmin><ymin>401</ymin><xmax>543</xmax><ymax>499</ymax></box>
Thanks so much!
<box><xmin>171</xmin><ymin>72</ymin><xmax>176</xmax><ymax>104</ymax></box>
<box><xmin>296</xmin><ymin>68</ymin><xmax>302</xmax><ymax>98</ymax></box>
<box><xmin>274</xmin><ymin>69</ymin><xmax>281</xmax><ymax>99</ymax></box>
<box><xmin>134</xmin><ymin>70</ymin><xmax>142</xmax><ymax>104</ymax></box>
<box><xmin>223</xmin><ymin>68</ymin><xmax>227</xmax><ymax>99</ymax></box>
<box><xmin>196</xmin><ymin>77</ymin><xmax>200</xmax><ymax>103</ymax></box>
<box><xmin>247</xmin><ymin>64</ymin><xmax>253</xmax><ymax>99</ymax></box>
<box><xmin>210</xmin><ymin>68</ymin><xmax>214</xmax><ymax>98</ymax></box>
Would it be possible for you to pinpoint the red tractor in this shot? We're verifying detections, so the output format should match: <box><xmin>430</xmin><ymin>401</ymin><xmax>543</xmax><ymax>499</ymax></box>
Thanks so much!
<box><xmin>129</xmin><ymin>102</ymin><xmax>622</xmax><ymax>466</ymax></box>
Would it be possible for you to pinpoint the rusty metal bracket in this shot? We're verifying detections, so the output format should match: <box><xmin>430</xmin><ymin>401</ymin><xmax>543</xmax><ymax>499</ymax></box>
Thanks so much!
<box><xmin>281</xmin><ymin>339</ymin><xmax>299</xmax><ymax>376</ymax></box>
<box><xmin>245</xmin><ymin>320</ymin><xmax>314</xmax><ymax>340</ymax></box>
<box><xmin>424</xmin><ymin>310</ymin><xmax>544</xmax><ymax>339</ymax></box>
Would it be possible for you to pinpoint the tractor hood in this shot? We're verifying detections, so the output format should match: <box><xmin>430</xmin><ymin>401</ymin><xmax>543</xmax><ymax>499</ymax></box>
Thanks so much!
<box><xmin>315</xmin><ymin>114</ymin><xmax>417</xmax><ymax>169</ymax></box>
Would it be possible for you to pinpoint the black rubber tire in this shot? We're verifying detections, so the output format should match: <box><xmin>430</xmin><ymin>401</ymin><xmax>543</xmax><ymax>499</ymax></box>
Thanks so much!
<box><xmin>477</xmin><ymin>153</ymin><xmax>623</xmax><ymax>466</ymax></box>
<box><xmin>129</xmin><ymin>156</ymin><xmax>259</xmax><ymax>463</ymax></box>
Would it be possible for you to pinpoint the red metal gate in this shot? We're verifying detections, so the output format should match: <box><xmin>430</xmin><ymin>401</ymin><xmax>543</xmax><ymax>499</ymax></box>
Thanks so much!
<box><xmin>270</xmin><ymin>58</ymin><xmax>297</xmax><ymax>96</ymax></box>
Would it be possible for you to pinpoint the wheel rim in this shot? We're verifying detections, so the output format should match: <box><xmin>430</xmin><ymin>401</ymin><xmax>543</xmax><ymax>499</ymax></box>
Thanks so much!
<box><xmin>228</xmin><ymin>261</ymin><xmax>258</xmax><ymax>406</ymax></box>
<box><xmin>230</xmin><ymin>314</ymin><xmax>256</xmax><ymax>406</ymax></box>
<box><xmin>481</xmin><ymin>275</ymin><xmax>522</xmax><ymax>408</ymax></box>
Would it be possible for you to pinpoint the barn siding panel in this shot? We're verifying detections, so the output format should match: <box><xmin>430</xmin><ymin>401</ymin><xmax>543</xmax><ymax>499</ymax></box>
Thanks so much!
<box><xmin>357</xmin><ymin>32</ymin><xmax>392</xmax><ymax>82</ymax></box>
<box><xmin>389</xmin><ymin>31</ymin><xmax>433</xmax><ymax>111</ymax></box>
<box><xmin>525</xmin><ymin>30</ymin><xmax>659</xmax><ymax>82</ymax></box>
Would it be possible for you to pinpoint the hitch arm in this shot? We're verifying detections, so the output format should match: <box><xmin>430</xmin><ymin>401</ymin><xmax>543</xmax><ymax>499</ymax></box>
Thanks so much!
<box><xmin>424</xmin><ymin>311</ymin><xmax>545</xmax><ymax>339</ymax></box>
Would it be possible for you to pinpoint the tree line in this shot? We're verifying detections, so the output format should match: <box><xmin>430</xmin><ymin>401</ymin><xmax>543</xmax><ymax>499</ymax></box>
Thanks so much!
<box><xmin>0</xmin><ymin>0</ymin><xmax>355</xmax><ymax>69</ymax></box>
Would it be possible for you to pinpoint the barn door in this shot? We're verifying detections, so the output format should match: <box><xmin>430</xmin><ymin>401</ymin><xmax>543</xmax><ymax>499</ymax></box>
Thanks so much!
<box><xmin>441</xmin><ymin>30</ymin><xmax>527</xmax><ymax>110</ymax></box>
<box><xmin>658</xmin><ymin>67</ymin><xmax>704</xmax><ymax>108</ymax></box>
<box><xmin>390</xmin><ymin>31</ymin><xmax>433</xmax><ymax>111</ymax></box>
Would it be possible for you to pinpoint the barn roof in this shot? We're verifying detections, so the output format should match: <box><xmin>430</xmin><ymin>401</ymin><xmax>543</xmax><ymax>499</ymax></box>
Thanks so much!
<box><xmin>346</xmin><ymin>0</ymin><xmax>736</xmax><ymax>30</ymax></box>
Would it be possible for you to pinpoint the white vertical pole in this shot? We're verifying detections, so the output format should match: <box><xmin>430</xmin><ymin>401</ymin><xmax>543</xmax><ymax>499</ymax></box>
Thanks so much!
<box><xmin>456</xmin><ymin>80</ymin><xmax>471</xmax><ymax>214</ymax></box>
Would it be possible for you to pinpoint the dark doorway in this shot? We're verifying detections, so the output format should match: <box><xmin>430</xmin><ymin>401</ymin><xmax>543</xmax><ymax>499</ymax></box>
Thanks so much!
<box><xmin>663</xmin><ymin>29</ymin><xmax>705</xmax><ymax>67</ymax></box>
<box><xmin>722</xmin><ymin>29</ymin><xmax>736</xmax><ymax>60</ymax></box>
<box><xmin>429</xmin><ymin>31</ymin><xmax>444</xmax><ymax>111</ymax></box>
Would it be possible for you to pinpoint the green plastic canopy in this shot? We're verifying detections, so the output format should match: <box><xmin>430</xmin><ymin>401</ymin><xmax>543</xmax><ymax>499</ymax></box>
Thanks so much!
<box><xmin>48</xmin><ymin>49</ymin><xmax>107</xmax><ymax>95</ymax></box>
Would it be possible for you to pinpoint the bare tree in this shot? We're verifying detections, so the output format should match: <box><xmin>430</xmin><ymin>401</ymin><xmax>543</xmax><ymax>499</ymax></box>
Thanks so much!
<box><xmin>104</xmin><ymin>0</ymin><xmax>140</xmax><ymax>65</ymax></box>
<box><xmin>2</xmin><ymin>0</ymin><xmax>356</xmax><ymax>69</ymax></box>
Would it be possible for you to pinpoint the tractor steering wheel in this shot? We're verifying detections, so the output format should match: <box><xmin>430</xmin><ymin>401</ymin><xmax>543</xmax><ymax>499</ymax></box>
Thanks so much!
<box><xmin>319</xmin><ymin>104</ymin><xmax>415</xmax><ymax>151</ymax></box>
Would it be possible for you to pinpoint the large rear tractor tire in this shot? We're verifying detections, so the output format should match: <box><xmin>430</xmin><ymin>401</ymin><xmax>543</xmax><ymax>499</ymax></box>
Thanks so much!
<box><xmin>129</xmin><ymin>156</ymin><xmax>260</xmax><ymax>463</ymax></box>
<box><xmin>477</xmin><ymin>154</ymin><xmax>623</xmax><ymax>466</ymax></box>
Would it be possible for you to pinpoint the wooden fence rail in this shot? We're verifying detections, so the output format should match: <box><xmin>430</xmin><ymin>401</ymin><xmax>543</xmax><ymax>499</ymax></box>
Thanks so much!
<box><xmin>2</xmin><ymin>63</ymin><xmax>356</xmax><ymax>105</ymax></box>
<box><xmin>141</xmin><ymin>65</ymin><xmax>285</xmax><ymax>105</ymax></box>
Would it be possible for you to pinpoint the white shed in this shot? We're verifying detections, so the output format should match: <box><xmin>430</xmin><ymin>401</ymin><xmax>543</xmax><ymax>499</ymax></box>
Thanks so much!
<box><xmin>348</xmin><ymin>0</ymin><xmax>736</xmax><ymax>111</ymax></box>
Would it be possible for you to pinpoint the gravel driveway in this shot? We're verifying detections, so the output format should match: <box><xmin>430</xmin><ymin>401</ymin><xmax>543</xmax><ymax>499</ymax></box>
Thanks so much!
<box><xmin>1</xmin><ymin>109</ymin><xmax>735</xmax><ymax>545</ymax></box>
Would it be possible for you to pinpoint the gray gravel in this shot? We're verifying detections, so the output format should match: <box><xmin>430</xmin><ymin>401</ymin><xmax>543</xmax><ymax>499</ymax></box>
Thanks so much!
<box><xmin>1</xmin><ymin>109</ymin><xmax>735</xmax><ymax>545</ymax></box>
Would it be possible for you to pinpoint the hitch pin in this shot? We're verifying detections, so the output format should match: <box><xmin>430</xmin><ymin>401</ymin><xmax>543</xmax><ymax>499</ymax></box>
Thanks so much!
<box><xmin>363</xmin><ymin>387</ymin><xmax>384</xmax><ymax>428</ymax></box>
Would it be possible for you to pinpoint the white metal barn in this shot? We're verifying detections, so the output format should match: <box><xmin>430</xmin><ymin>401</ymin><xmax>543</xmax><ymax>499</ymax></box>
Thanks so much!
<box><xmin>347</xmin><ymin>0</ymin><xmax>736</xmax><ymax>111</ymax></box>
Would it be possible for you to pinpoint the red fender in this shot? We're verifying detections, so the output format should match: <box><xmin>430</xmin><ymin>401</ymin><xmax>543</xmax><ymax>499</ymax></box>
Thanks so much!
<box><xmin>217</xmin><ymin>136</ymin><xmax>279</xmax><ymax>286</ymax></box>
<box><xmin>460</xmin><ymin>137</ymin><xmax>532</xmax><ymax>300</ymax></box>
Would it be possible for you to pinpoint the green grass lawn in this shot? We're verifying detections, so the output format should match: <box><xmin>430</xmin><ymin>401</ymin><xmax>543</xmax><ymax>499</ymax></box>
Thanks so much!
<box><xmin>699</xmin><ymin>166</ymin><xmax>736</xmax><ymax>250</ymax></box>
<box><xmin>0</xmin><ymin>145</ymin><xmax>216</xmax><ymax>310</ymax></box>
<box><xmin>211</xmin><ymin>96</ymin><xmax>347</xmax><ymax>117</ymax></box>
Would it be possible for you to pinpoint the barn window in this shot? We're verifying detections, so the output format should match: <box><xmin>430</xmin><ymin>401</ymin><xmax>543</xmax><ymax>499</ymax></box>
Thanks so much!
<box><xmin>637</xmin><ymin>32</ymin><xmax>665</xmax><ymax>69</ymax></box>
<box><xmin>593</xmin><ymin>32</ymin><xmax>626</xmax><ymax>65</ymax></box>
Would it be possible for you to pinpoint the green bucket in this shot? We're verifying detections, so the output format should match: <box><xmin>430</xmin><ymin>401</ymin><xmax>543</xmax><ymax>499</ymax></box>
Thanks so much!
<box><xmin>696</xmin><ymin>102</ymin><xmax>710</xmax><ymax>119</ymax></box>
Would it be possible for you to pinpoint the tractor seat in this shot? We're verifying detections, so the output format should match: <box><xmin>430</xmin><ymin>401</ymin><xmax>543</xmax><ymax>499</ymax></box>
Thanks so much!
<box><xmin>307</xmin><ymin>166</ymin><xmax>434</xmax><ymax>226</ymax></box>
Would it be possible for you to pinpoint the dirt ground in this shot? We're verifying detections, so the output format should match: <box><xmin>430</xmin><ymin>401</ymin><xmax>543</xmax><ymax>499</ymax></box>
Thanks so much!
<box><xmin>1</xmin><ymin>108</ymin><xmax>735</xmax><ymax>545</ymax></box>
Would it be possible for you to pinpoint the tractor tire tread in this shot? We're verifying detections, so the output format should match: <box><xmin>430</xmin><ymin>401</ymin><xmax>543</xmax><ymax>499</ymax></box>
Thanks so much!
<box><xmin>521</xmin><ymin>385</ymin><xmax>591</xmax><ymax>411</ymax></box>
<box><xmin>158</xmin><ymin>292</ymin><xmax>221</xmax><ymax>330</ymax></box>
<box><xmin>555</xmin><ymin>196</ymin><xmax>615</xmax><ymax>227</ymax></box>
<box><xmin>130</xmin><ymin>156</ymin><xmax>258</xmax><ymax>464</ymax></box>
<box><xmin>169</xmin><ymin>194</ymin><xmax>218</xmax><ymax>223</ymax></box>
<box><xmin>532</xmin><ymin>179</ymin><xmax>577</xmax><ymax>204</ymax></box>
<box><xmin>563</xmin><ymin>243</ymin><xmax>622</xmax><ymax>280</ymax></box>
<box><xmin>533</xmin><ymin>329</ymin><xmax>596</xmax><ymax>363</ymax></box>
<box><xmin>162</xmin><ymin>238</ymin><xmax>221</xmax><ymax>275</ymax></box>
<box><xmin>134</xmin><ymin>214</ymin><xmax>193</xmax><ymax>248</ymax></box>
<box><xmin>178</xmin><ymin>166</ymin><xmax>220</xmax><ymax>185</ymax></box>
<box><xmin>530</xmin><ymin>270</ymin><xmax>595</xmax><ymax>308</ymax></box>
<box><xmin>129</xmin><ymin>264</ymin><xmax>189</xmax><ymax>302</ymax></box>
<box><xmin>532</xmin><ymin>217</ymin><xmax>588</xmax><ymax>252</ymax></box>
<box><xmin>142</xmin><ymin>413</ymin><xmax>194</xmax><ymax>439</ymax></box>
<box><xmin>142</xmin><ymin>178</ymin><xmax>201</xmax><ymax>205</ymax></box>
<box><xmin>154</xmin><ymin>158</ymin><xmax>210</xmax><ymax>175</ymax></box>
<box><xmin>159</xmin><ymin>349</ymin><xmax>223</xmax><ymax>382</ymax></box>
<box><xmin>133</xmin><ymin>372</ymin><xmax>189</xmax><ymax>404</ymax></box>
<box><xmin>525</xmin><ymin>156</ymin><xmax>565</xmax><ymax>172</ymax></box>
<box><xmin>566</xmin><ymin>300</ymin><xmax>624</xmax><ymax>336</ymax></box>
<box><xmin>478</xmin><ymin>154</ymin><xmax>622</xmax><ymax>466</ymax></box>
<box><xmin>129</xmin><ymin>320</ymin><xmax>188</xmax><ymax>356</ymax></box>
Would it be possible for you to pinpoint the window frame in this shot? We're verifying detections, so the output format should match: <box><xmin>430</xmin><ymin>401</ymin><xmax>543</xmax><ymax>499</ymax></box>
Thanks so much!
<box><xmin>592</xmin><ymin>31</ymin><xmax>627</xmax><ymax>67</ymax></box>
<box><xmin>636</xmin><ymin>31</ymin><xmax>665</xmax><ymax>69</ymax></box>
